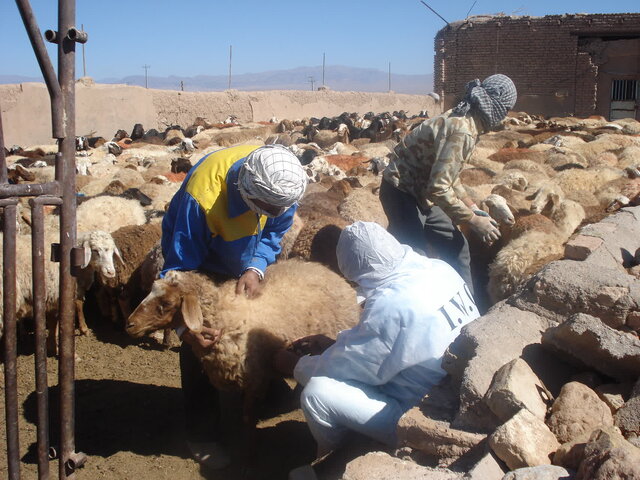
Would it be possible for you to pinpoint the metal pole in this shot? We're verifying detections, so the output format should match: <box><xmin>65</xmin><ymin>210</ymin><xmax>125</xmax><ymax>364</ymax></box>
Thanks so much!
<box><xmin>419</xmin><ymin>1</ymin><xmax>450</xmax><ymax>26</ymax></box>
<box><xmin>2</xmin><ymin>201</ymin><xmax>20</xmax><ymax>480</ymax></box>
<box><xmin>15</xmin><ymin>0</ymin><xmax>64</xmax><ymax>138</ymax></box>
<box><xmin>31</xmin><ymin>197</ymin><xmax>63</xmax><ymax>480</ymax></box>
<box><xmin>228</xmin><ymin>45</ymin><xmax>232</xmax><ymax>90</ymax></box>
<box><xmin>81</xmin><ymin>22</ymin><xmax>86</xmax><ymax>77</ymax></box>
<box><xmin>388</xmin><ymin>62</ymin><xmax>391</xmax><ymax>92</ymax></box>
<box><xmin>142</xmin><ymin>64</ymin><xmax>150</xmax><ymax>88</ymax></box>
<box><xmin>0</xmin><ymin>106</ymin><xmax>7</xmax><ymax>185</ymax></box>
<box><xmin>322</xmin><ymin>52</ymin><xmax>325</xmax><ymax>86</ymax></box>
<box><xmin>57</xmin><ymin>0</ymin><xmax>79</xmax><ymax>477</ymax></box>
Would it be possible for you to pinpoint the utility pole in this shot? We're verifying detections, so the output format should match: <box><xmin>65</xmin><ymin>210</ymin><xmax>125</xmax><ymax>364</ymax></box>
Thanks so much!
<box><xmin>81</xmin><ymin>23</ymin><xmax>86</xmax><ymax>77</ymax></box>
<box><xmin>180</xmin><ymin>80</ymin><xmax>184</xmax><ymax>91</ymax></box>
<box><xmin>388</xmin><ymin>62</ymin><xmax>391</xmax><ymax>92</ymax></box>
<box><xmin>228</xmin><ymin>45</ymin><xmax>232</xmax><ymax>90</ymax></box>
<box><xmin>308</xmin><ymin>76</ymin><xmax>315</xmax><ymax>91</ymax></box>
<box><xmin>322</xmin><ymin>52</ymin><xmax>326</xmax><ymax>87</ymax></box>
<box><xmin>142</xmin><ymin>64</ymin><xmax>150</xmax><ymax>88</ymax></box>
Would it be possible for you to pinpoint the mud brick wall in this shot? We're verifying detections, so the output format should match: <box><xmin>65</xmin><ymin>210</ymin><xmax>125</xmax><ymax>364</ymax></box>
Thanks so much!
<box><xmin>434</xmin><ymin>13</ymin><xmax>640</xmax><ymax>118</ymax></box>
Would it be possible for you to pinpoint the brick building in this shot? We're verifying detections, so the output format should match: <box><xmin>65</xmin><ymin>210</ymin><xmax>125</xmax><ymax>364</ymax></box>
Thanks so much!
<box><xmin>434</xmin><ymin>13</ymin><xmax>640</xmax><ymax>120</ymax></box>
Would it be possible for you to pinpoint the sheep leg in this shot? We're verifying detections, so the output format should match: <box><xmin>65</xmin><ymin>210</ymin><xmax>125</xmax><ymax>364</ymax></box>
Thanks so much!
<box><xmin>162</xmin><ymin>328</ymin><xmax>172</xmax><ymax>347</ymax></box>
<box><xmin>241</xmin><ymin>393</ymin><xmax>260</xmax><ymax>462</ymax></box>
<box><xmin>75</xmin><ymin>298</ymin><xmax>90</xmax><ymax>336</ymax></box>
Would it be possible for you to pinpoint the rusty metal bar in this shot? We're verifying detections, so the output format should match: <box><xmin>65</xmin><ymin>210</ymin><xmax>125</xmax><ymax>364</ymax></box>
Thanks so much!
<box><xmin>3</xmin><ymin>202</ymin><xmax>20</xmax><ymax>480</ymax></box>
<box><xmin>0</xmin><ymin>107</ymin><xmax>7</xmax><ymax>184</ymax></box>
<box><xmin>57</xmin><ymin>0</ymin><xmax>80</xmax><ymax>477</ymax></box>
<box><xmin>15</xmin><ymin>0</ymin><xmax>64</xmax><ymax>139</ymax></box>
<box><xmin>30</xmin><ymin>196</ymin><xmax>63</xmax><ymax>480</ymax></box>
<box><xmin>0</xmin><ymin>182</ymin><xmax>62</xmax><ymax>198</ymax></box>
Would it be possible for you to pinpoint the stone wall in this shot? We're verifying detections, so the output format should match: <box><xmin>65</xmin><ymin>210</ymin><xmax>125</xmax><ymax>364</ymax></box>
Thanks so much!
<box><xmin>434</xmin><ymin>13</ymin><xmax>640</xmax><ymax>118</ymax></box>
<box><xmin>0</xmin><ymin>81</ymin><xmax>439</xmax><ymax>147</ymax></box>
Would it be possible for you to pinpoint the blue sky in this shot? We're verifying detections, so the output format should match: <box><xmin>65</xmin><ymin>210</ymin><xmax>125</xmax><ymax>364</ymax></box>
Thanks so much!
<box><xmin>1</xmin><ymin>1</ymin><xmax>638</xmax><ymax>79</ymax></box>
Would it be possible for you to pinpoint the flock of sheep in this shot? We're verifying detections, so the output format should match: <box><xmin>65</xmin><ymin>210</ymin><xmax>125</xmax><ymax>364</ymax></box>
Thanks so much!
<box><xmin>2</xmin><ymin>108</ymin><xmax>640</xmax><ymax>436</ymax></box>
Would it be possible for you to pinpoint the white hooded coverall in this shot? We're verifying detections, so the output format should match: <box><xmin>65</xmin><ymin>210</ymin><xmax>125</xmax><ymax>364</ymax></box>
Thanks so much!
<box><xmin>293</xmin><ymin>222</ymin><xmax>479</xmax><ymax>454</ymax></box>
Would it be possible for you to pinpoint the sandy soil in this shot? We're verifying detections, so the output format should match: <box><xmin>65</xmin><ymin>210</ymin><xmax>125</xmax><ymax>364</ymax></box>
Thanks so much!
<box><xmin>0</xmin><ymin>300</ymin><xmax>378</xmax><ymax>480</ymax></box>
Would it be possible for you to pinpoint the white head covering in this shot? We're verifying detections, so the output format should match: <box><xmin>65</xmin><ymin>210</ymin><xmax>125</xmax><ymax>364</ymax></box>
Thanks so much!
<box><xmin>337</xmin><ymin>221</ymin><xmax>415</xmax><ymax>302</ymax></box>
<box><xmin>237</xmin><ymin>145</ymin><xmax>307</xmax><ymax>214</ymax></box>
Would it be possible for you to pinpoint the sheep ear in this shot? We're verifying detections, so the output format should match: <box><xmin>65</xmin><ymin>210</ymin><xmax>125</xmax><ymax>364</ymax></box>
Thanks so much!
<box><xmin>181</xmin><ymin>293</ymin><xmax>203</xmax><ymax>334</ymax></box>
<box><xmin>81</xmin><ymin>238</ymin><xmax>92</xmax><ymax>269</ymax></box>
<box><xmin>114</xmin><ymin>246</ymin><xmax>125</xmax><ymax>266</ymax></box>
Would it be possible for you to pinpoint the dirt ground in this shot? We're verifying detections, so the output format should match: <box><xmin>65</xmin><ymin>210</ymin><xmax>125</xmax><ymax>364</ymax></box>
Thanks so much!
<box><xmin>0</xmin><ymin>302</ymin><xmax>379</xmax><ymax>480</ymax></box>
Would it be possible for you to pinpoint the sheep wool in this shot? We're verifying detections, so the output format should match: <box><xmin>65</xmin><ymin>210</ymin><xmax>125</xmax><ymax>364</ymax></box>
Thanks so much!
<box><xmin>127</xmin><ymin>258</ymin><xmax>359</xmax><ymax>401</ymax></box>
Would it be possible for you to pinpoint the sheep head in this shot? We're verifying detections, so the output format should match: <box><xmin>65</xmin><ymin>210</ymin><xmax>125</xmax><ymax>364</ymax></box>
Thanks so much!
<box><xmin>126</xmin><ymin>270</ymin><xmax>203</xmax><ymax>338</ymax></box>
<box><xmin>482</xmin><ymin>194</ymin><xmax>515</xmax><ymax>226</ymax></box>
<box><xmin>529</xmin><ymin>185</ymin><xmax>562</xmax><ymax>215</ymax></box>
<box><xmin>81</xmin><ymin>230</ymin><xmax>123</xmax><ymax>279</ymax></box>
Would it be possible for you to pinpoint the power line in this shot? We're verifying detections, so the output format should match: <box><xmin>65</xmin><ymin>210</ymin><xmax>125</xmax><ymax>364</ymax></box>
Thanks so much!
<box><xmin>228</xmin><ymin>45</ymin><xmax>232</xmax><ymax>90</ymax></box>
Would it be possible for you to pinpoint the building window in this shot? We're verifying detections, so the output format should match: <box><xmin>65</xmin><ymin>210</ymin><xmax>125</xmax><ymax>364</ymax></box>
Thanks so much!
<box><xmin>610</xmin><ymin>79</ymin><xmax>639</xmax><ymax>121</ymax></box>
<box><xmin>611</xmin><ymin>79</ymin><xmax>638</xmax><ymax>101</ymax></box>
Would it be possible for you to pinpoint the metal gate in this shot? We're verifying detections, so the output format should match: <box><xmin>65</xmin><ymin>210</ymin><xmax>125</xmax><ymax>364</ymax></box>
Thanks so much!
<box><xmin>2</xmin><ymin>0</ymin><xmax>86</xmax><ymax>478</ymax></box>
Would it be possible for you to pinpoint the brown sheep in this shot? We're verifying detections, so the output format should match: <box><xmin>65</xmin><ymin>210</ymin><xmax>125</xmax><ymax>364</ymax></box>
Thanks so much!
<box><xmin>95</xmin><ymin>223</ymin><xmax>162</xmax><ymax>325</ymax></box>
<box><xmin>125</xmin><ymin>259</ymin><xmax>359</xmax><ymax>432</ymax></box>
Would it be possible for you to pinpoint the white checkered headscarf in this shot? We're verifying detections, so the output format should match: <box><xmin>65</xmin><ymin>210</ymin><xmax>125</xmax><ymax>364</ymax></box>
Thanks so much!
<box><xmin>452</xmin><ymin>74</ymin><xmax>517</xmax><ymax>129</ymax></box>
<box><xmin>237</xmin><ymin>145</ymin><xmax>307</xmax><ymax>212</ymax></box>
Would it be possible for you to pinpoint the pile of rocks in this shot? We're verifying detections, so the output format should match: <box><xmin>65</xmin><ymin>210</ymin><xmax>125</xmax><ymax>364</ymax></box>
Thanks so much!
<box><xmin>341</xmin><ymin>206</ymin><xmax>640</xmax><ymax>479</ymax></box>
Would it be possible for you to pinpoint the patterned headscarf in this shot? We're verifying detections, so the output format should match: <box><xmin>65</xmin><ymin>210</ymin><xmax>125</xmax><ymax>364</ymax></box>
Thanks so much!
<box><xmin>452</xmin><ymin>74</ymin><xmax>517</xmax><ymax>129</ymax></box>
<box><xmin>237</xmin><ymin>145</ymin><xmax>307</xmax><ymax>213</ymax></box>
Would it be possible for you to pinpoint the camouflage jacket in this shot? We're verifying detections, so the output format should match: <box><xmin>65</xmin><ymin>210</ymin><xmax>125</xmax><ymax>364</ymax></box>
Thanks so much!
<box><xmin>383</xmin><ymin>110</ymin><xmax>481</xmax><ymax>224</ymax></box>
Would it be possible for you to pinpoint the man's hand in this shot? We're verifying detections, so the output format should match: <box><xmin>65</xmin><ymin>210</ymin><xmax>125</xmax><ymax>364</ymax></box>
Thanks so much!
<box><xmin>236</xmin><ymin>269</ymin><xmax>262</xmax><ymax>299</ymax></box>
<box><xmin>182</xmin><ymin>326</ymin><xmax>223</xmax><ymax>357</ymax></box>
<box><xmin>468</xmin><ymin>213</ymin><xmax>501</xmax><ymax>245</ymax></box>
<box><xmin>290</xmin><ymin>334</ymin><xmax>336</xmax><ymax>356</ymax></box>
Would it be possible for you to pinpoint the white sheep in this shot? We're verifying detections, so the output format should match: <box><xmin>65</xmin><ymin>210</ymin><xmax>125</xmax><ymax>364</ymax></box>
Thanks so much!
<box><xmin>76</xmin><ymin>196</ymin><xmax>146</xmax><ymax>233</ymax></box>
<box><xmin>487</xmin><ymin>199</ymin><xmax>586</xmax><ymax>303</ymax></box>
<box><xmin>93</xmin><ymin>223</ymin><xmax>162</xmax><ymax>326</ymax></box>
<box><xmin>74</xmin><ymin>230</ymin><xmax>123</xmax><ymax>336</ymax></box>
<box><xmin>0</xmin><ymin>228</ymin><xmax>120</xmax><ymax>352</ymax></box>
<box><xmin>125</xmin><ymin>259</ymin><xmax>359</xmax><ymax>429</ymax></box>
<box><xmin>480</xmin><ymin>194</ymin><xmax>515</xmax><ymax>226</ymax></box>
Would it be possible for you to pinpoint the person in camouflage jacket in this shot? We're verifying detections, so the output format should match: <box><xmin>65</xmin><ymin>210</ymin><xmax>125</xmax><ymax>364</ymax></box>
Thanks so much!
<box><xmin>380</xmin><ymin>74</ymin><xmax>517</xmax><ymax>292</ymax></box>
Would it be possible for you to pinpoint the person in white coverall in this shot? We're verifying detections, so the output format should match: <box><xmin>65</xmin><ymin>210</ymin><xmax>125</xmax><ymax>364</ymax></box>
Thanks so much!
<box><xmin>274</xmin><ymin>221</ymin><xmax>479</xmax><ymax>457</ymax></box>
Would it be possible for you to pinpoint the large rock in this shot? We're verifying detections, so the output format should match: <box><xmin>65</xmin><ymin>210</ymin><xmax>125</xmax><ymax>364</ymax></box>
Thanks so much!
<box><xmin>485</xmin><ymin>358</ymin><xmax>551</xmax><ymax>422</ymax></box>
<box><xmin>463</xmin><ymin>451</ymin><xmax>507</xmax><ymax>480</ymax></box>
<box><xmin>489</xmin><ymin>409</ymin><xmax>560</xmax><ymax>470</ymax></box>
<box><xmin>501</xmin><ymin>465</ymin><xmax>574</xmax><ymax>480</ymax></box>
<box><xmin>443</xmin><ymin>302</ymin><xmax>552</xmax><ymax>432</ymax></box>
<box><xmin>576</xmin><ymin>206</ymin><xmax>640</xmax><ymax>269</ymax></box>
<box><xmin>552</xmin><ymin>432</ymin><xmax>592</xmax><ymax>471</ymax></box>
<box><xmin>542</xmin><ymin>313</ymin><xmax>640</xmax><ymax>381</ymax></box>
<box><xmin>595</xmin><ymin>382</ymin><xmax>633</xmax><ymax>413</ymax></box>
<box><xmin>547</xmin><ymin>382</ymin><xmax>614</xmax><ymax>444</ymax></box>
<box><xmin>341</xmin><ymin>451</ymin><xmax>461</xmax><ymax>480</ymax></box>
<box><xmin>511</xmin><ymin>260</ymin><xmax>640</xmax><ymax>329</ymax></box>
<box><xmin>396</xmin><ymin>408</ymin><xmax>486</xmax><ymax>465</ymax></box>
<box><xmin>575</xmin><ymin>427</ymin><xmax>640</xmax><ymax>480</ymax></box>
<box><xmin>614</xmin><ymin>379</ymin><xmax>640</xmax><ymax>445</ymax></box>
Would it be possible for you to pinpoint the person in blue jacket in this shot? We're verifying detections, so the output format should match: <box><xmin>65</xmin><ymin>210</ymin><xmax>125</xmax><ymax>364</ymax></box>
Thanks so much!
<box><xmin>161</xmin><ymin>143</ymin><xmax>307</xmax><ymax>469</ymax></box>
<box><xmin>274</xmin><ymin>221</ymin><xmax>479</xmax><ymax>467</ymax></box>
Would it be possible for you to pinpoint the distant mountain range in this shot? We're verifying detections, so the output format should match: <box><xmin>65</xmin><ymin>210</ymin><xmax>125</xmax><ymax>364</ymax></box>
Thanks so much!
<box><xmin>0</xmin><ymin>65</ymin><xmax>434</xmax><ymax>95</ymax></box>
